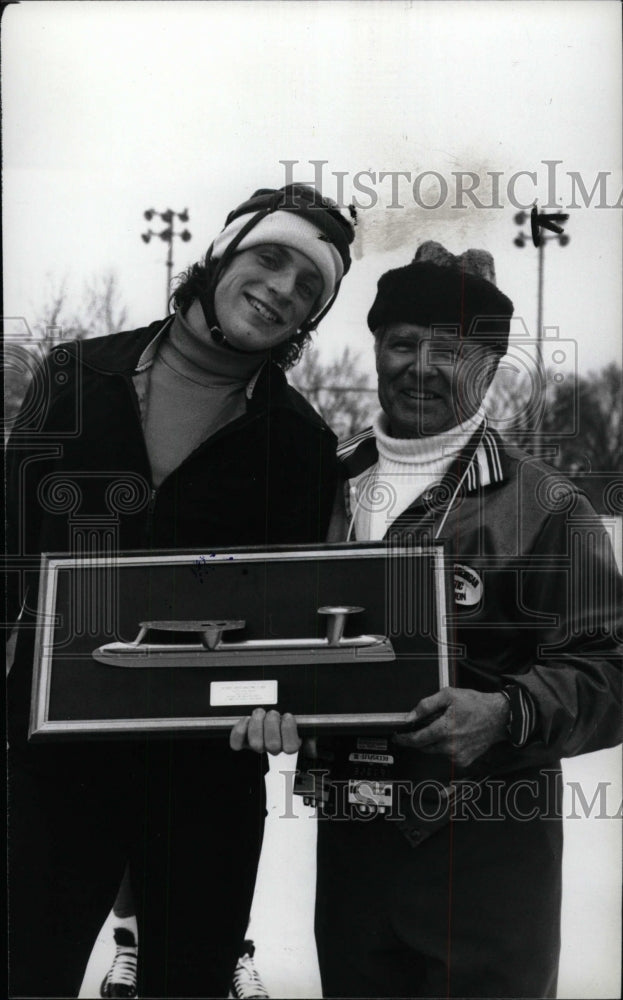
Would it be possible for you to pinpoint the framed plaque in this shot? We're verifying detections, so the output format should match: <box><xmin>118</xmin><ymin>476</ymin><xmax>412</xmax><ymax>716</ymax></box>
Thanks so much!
<box><xmin>29</xmin><ymin>540</ymin><xmax>453</xmax><ymax>739</ymax></box>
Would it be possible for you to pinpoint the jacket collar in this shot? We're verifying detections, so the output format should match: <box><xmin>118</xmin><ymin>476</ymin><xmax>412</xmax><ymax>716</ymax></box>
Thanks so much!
<box><xmin>61</xmin><ymin>318</ymin><xmax>174</xmax><ymax>375</ymax></box>
<box><xmin>339</xmin><ymin>418</ymin><xmax>509</xmax><ymax>496</ymax></box>
<box><xmin>340</xmin><ymin>419</ymin><xmax>510</xmax><ymax>539</ymax></box>
<box><xmin>459</xmin><ymin>421</ymin><xmax>507</xmax><ymax>491</ymax></box>
<box><xmin>59</xmin><ymin>318</ymin><xmax>331</xmax><ymax>430</ymax></box>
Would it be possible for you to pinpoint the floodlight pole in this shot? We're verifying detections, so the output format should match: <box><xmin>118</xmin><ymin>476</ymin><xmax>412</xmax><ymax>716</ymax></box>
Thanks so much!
<box><xmin>513</xmin><ymin>204</ymin><xmax>570</xmax><ymax>454</ymax></box>
<box><xmin>536</xmin><ymin>235</ymin><xmax>545</xmax><ymax>385</ymax></box>
<box><xmin>141</xmin><ymin>208</ymin><xmax>192</xmax><ymax>312</ymax></box>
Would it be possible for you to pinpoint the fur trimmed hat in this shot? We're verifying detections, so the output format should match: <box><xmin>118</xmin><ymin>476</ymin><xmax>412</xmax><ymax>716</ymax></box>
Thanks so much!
<box><xmin>367</xmin><ymin>241</ymin><xmax>514</xmax><ymax>355</ymax></box>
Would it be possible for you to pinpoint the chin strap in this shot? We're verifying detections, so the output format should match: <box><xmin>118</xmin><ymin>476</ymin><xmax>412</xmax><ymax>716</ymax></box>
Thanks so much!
<box><xmin>199</xmin><ymin>206</ymin><xmax>276</xmax><ymax>338</ymax></box>
<box><xmin>209</xmin><ymin>326</ymin><xmax>249</xmax><ymax>354</ymax></box>
<box><xmin>209</xmin><ymin>326</ymin><xmax>225</xmax><ymax>345</ymax></box>
<box><xmin>209</xmin><ymin>323</ymin><xmax>278</xmax><ymax>359</ymax></box>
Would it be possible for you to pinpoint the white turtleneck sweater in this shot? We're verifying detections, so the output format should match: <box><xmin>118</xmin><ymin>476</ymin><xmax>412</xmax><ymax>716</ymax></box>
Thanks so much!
<box><xmin>353</xmin><ymin>406</ymin><xmax>486</xmax><ymax>541</ymax></box>
<box><xmin>143</xmin><ymin>310</ymin><xmax>267</xmax><ymax>488</ymax></box>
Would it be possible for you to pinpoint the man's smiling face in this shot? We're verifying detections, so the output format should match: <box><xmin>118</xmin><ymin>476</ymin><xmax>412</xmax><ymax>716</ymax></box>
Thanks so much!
<box><xmin>213</xmin><ymin>243</ymin><xmax>323</xmax><ymax>351</ymax></box>
<box><xmin>375</xmin><ymin>322</ymin><xmax>497</xmax><ymax>438</ymax></box>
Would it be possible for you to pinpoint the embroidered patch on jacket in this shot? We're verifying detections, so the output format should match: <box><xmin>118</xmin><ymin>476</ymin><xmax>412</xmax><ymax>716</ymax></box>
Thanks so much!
<box><xmin>454</xmin><ymin>563</ymin><xmax>483</xmax><ymax>605</ymax></box>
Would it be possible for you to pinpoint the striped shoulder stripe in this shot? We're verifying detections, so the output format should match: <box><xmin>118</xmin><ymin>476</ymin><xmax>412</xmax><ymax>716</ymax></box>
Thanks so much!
<box><xmin>339</xmin><ymin>431</ymin><xmax>379</xmax><ymax>480</ymax></box>
<box><xmin>466</xmin><ymin>460</ymin><xmax>478</xmax><ymax>492</ymax></box>
<box><xmin>474</xmin><ymin>428</ymin><xmax>504</xmax><ymax>487</ymax></box>
<box><xmin>337</xmin><ymin>426</ymin><xmax>375</xmax><ymax>460</ymax></box>
<box><xmin>484</xmin><ymin>429</ymin><xmax>504</xmax><ymax>481</ymax></box>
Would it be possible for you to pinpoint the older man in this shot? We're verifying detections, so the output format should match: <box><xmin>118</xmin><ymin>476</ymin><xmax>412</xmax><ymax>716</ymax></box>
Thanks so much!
<box><xmin>312</xmin><ymin>242</ymin><xmax>622</xmax><ymax>999</ymax></box>
<box><xmin>6</xmin><ymin>183</ymin><xmax>354</xmax><ymax>998</ymax></box>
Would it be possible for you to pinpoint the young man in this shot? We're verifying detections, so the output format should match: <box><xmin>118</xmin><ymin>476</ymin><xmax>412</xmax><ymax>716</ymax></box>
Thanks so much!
<box><xmin>6</xmin><ymin>184</ymin><xmax>354</xmax><ymax>998</ymax></box>
<box><xmin>311</xmin><ymin>241</ymin><xmax>622</xmax><ymax>998</ymax></box>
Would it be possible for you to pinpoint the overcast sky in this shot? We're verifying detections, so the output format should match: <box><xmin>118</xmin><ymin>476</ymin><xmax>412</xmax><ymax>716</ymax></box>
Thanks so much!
<box><xmin>3</xmin><ymin>0</ymin><xmax>622</xmax><ymax>380</ymax></box>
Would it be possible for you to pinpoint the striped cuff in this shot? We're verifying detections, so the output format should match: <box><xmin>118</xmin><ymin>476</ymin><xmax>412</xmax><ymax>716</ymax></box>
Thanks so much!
<box><xmin>501</xmin><ymin>685</ymin><xmax>538</xmax><ymax>747</ymax></box>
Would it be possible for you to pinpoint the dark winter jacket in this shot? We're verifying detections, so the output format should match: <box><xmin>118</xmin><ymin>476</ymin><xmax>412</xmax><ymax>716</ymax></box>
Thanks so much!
<box><xmin>6</xmin><ymin>319</ymin><xmax>339</xmax><ymax>744</ymax></box>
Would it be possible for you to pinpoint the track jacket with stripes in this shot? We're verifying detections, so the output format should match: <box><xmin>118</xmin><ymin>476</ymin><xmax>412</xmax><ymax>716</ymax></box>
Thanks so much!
<box><xmin>332</xmin><ymin>420</ymin><xmax>622</xmax><ymax>784</ymax></box>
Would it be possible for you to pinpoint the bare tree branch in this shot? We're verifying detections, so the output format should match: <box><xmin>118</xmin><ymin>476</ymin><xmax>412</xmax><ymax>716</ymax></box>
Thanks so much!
<box><xmin>290</xmin><ymin>346</ymin><xmax>377</xmax><ymax>441</ymax></box>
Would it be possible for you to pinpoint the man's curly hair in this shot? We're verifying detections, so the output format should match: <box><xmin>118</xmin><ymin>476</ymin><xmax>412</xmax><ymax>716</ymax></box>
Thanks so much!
<box><xmin>170</xmin><ymin>256</ymin><xmax>313</xmax><ymax>370</ymax></box>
